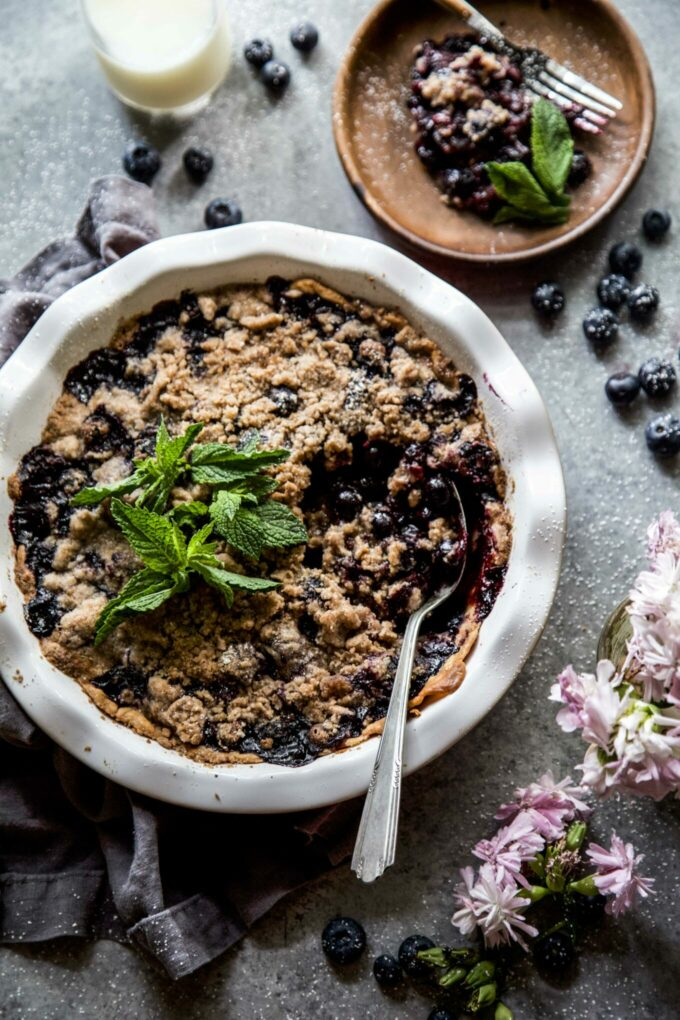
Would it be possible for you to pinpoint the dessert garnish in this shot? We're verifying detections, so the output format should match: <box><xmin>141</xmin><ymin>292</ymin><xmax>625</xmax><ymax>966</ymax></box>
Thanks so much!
<box><xmin>485</xmin><ymin>98</ymin><xmax>574</xmax><ymax>226</ymax></box>
<box><xmin>409</xmin><ymin>33</ymin><xmax>590</xmax><ymax>224</ymax></box>
<box><xmin>72</xmin><ymin>419</ymin><xmax>308</xmax><ymax>643</ymax></box>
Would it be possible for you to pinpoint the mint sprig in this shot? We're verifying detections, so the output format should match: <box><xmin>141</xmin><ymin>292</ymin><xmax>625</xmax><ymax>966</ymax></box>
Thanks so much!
<box><xmin>487</xmin><ymin>97</ymin><xmax>575</xmax><ymax>227</ymax></box>
<box><xmin>94</xmin><ymin>501</ymin><xmax>278</xmax><ymax>645</ymax></box>
<box><xmin>73</xmin><ymin>419</ymin><xmax>308</xmax><ymax>644</ymax></box>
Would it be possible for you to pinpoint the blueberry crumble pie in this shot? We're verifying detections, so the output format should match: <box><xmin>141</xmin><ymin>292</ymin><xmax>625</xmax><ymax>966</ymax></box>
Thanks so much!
<box><xmin>408</xmin><ymin>34</ymin><xmax>591</xmax><ymax>219</ymax></box>
<box><xmin>9</xmin><ymin>277</ymin><xmax>512</xmax><ymax>766</ymax></box>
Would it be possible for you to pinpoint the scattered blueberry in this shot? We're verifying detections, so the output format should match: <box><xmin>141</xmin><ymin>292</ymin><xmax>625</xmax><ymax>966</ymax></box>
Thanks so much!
<box><xmin>182</xmin><ymin>146</ymin><xmax>214</xmax><ymax>183</ymax></box>
<box><xmin>373</xmin><ymin>954</ymin><xmax>403</xmax><ymax>989</ymax></box>
<box><xmin>582</xmin><ymin>307</ymin><xmax>619</xmax><ymax>348</ymax></box>
<box><xmin>605</xmin><ymin>372</ymin><xmax>640</xmax><ymax>406</ymax></box>
<box><xmin>336</xmin><ymin>486</ymin><xmax>362</xmax><ymax>520</ymax></box>
<box><xmin>122</xmin><ymin>142</ymin><xmax>161</xmax><ymax>185</ymax></box>
<box><xmin>608</xmin><ymin>241</ymin><xmax>642</xmax><ymax>278</ymax></box>
<box><xmin>570</xmin><ymin>892</ymin><xmax>607</xmax><ymax>925</ymax></box>
<box><xmin>261</xmin><ymin>59</ymin><xmax>291</xmax><ymax>90</ymax></box>
<box><xmin>627</xmin><ymin>283</ymin><xmax>660</xmax><ymax>322</ymax></box>
<box><xmin>645</xmin><ymin>414</ymin><xmax>680</xmax><ymax>457</ymax></box>
<box><xmin>641</xmin><ymin>356</ymin><xmax>677</xmax><ymax>396</ymax></box>
<box><xmin>533</xmin><ymin>931</ymin><xmax>575</xmax><ymax>975</ymax></box>
<box><xmin>567</xmin><ymin>149</ymin><xmax>592</xmax><ymax>187</ymax></box>
<box><xmin>638</xmin><ymin>357</ymin><xmax>676</xmax><ymax>397</ymax></box>
<box><xmin>321</xmin><ymin>917</ymin><xmax>366</xmax><ymax>965</ymax></box>
<box><xmin>244</xmin><ymin>38</ymin><xmax>274</xmax><ymax>67</ymax></box>
<box><xmin>204</xmin><ymin>198</ymin><xmax>243</xmax><ymax>229</ymax></box>
<box><xmin>428</xmin><ymin>1011</ymin><xmax>457</xmax><ymax>1020</ymax></box>
<box><xmin>642</xmin><ymin>208</ymin><xmax>671</xmax><ymax>242</ymax></box>
<box><xmin>290</xmin><ymin>21</ymin><xmax>319</xmax><ymax>52</ymax></box>
<box><xmin>398</xmin><ymin>934</ymin><xmax>435</xmax><ymax>978</ymax></box>
<box><xmin>531</xmin><ymin>281</ymin><xmax>565</xmax><ymax>317</ymax></box>
<box><xmin>596</xmin><ymin>274</ymin><xmax>630</xmax><ymax>311</ymax></box>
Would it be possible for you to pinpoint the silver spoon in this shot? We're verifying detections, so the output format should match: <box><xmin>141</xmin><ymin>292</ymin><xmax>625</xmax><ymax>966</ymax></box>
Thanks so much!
<box><xmin>351</xmin><ymin>482</ymin><xmax>468</xmax><ymax>883</ymax></box>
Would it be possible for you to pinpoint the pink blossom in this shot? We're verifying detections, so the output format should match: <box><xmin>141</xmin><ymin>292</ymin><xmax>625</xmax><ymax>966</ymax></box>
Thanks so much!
<box><xmin>646</xmin><ymin>510</ymin><xmax>680</xmax><ymax>558</ymax></box>
<box><xmin>550</xmin><ymin>665</ymin><xmax>594</xmax><ymax>733</ymax></box>
<box><xmin>586</xmin><ymin>832</ymin><xmax>655</xmax><ymax>916</ymax></box>
<box><xmin>451</xmin><ymin>863</ymin><xmax>538</xmax><ymax>950</ymax></box>
<box><xmin>473</xmin><ymin>812</ymin><xmax>544</xmax><ymax>885</ymax></box>
<box><xmin>496</xmin><ymin>771</ymin><xmax>590</xmax><ymax>839</ymax></box>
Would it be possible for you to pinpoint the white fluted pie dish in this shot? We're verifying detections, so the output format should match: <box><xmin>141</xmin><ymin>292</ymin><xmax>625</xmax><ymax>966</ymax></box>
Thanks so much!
<box><xmin>0</xmin><ymin>222</ymin><xmax>565</xmax><ymax>813</ymax></box>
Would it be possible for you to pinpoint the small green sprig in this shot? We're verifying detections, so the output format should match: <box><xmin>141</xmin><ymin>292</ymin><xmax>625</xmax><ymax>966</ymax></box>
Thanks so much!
<box><xmin>487</xmin><ymin>97</ymin><xmax>575</xmax><ymax>227</ymax></box>
<box><xmin>71</xmin><ymin>419</ymin><xmax>308</xmax><ymax>643</ymax></box>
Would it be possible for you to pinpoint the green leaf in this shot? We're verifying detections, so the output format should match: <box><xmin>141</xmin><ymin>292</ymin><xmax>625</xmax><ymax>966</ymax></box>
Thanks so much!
<box><xmin>186</xmin><ymin>522</ymin><xmax>216</xmax><ymax>562</ymax></box>
<box><xmin>190</xmin><ymin>464</ymin><xmax>259</xmax><ymax>486</ymax></box>
<box><xmin>166</xmin><ymin>501</ymin><xmax>209</xmax><ymax>527</ymax></box>
<box><xmin>190</xmin><ymin>442</ymin><xmax>290</xmax><ymax>469</ymax></box>
<box><xmin>190</xmin><ymin>561</ymin><xmax>234</xmax><ymax>608</ymax></box>
<box><xmin>211</xmin><ymin>568</ymin><xmax>280</xmax><ymax>593</ymax></box>
<box><xmin>110</xmin><ymin>499</ymin><xmax>187</xmax><ymax>572</ymax></box>
<box><xmin>255</xmin><ymin>501</ymin><xmax>308</xmax><ymax>548</ymax></box>
<box><xmin>155</xmin><ymin>418</ymin><xmax>204</xmax><ymax>473</ymax></box>
<box><xmin>212</xmin><ymin>506</ymin><xmax>264</xmax><ymax>559</ymax></box>
<box><xmin>492</xmin><ymin>202</ymin><xmax>570</xmax><ymax>227</ymax></box>
<box><xmin>486</xmin><ymin>161</ymin><xmax>566</xmax><ymax>220</ymax></box>
<box><xmin>209</xmin><ymin>490</ymin><xmax>243</xmax><ymax>528</ymax></box>
<box><xmin>71</xmin><ymin>470</ymin><xmax>145</xmax><ymax>507</ymax></box>
<box><xmin>94</xmin><ymin>567</ymin><xmax>181</xmax><ymax>645</ymax></box>
<box><xmin>530</xmin><ymin>96</ymin><xmax>574</xmax><ymax>201</ymax></box>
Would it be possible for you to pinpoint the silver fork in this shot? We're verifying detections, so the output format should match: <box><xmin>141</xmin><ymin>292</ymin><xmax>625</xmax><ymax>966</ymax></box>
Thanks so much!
<box><xmin>351</xmin><ymin>483</ymin><xmax>468</xmax><ymax>883</ymax></box>
<box><xmin>435</xmin><ymin>0</ymin><xmax>623</xmax><ymax>133</ymax></box>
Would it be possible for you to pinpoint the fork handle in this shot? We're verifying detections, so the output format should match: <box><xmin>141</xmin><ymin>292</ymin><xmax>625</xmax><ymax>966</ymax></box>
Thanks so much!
<box><xmin>350</xmin><ymin>609</ymin><xmax>423</xmax><ymax>883</ymax></box>
<box><xmin>434</xmin><ymin>0</ymin><xmax>503</xmax><ymax>40</ymax></box>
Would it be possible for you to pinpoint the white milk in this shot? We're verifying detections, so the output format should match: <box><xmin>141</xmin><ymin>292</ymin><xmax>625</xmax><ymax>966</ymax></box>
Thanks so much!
<box><xmin>83</xmin><ymin>0</ymin><xmax>232</xmax><ymax>113</ymax></box>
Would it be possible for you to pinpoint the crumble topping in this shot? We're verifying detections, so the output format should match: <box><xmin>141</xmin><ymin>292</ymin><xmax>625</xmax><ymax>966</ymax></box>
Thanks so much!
<box><xmin>9</xmin><ymin>277</ymin><xmax>511</xmax><ymax>766</ymax></box>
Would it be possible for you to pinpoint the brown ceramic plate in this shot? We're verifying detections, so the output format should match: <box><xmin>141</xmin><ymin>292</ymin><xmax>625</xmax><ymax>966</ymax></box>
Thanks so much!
<box><xmin>333</xmin><ymin>0</ymin><xmax>655</xmax><ymax>262</ymax></box>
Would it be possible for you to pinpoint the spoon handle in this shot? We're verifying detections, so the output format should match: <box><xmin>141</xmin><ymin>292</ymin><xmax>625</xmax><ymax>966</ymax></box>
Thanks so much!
<box><xmin>433</xmin><ymin>0</ymin><xmax>502</xmax><ymax>39</ymax></box>
<box><xmin>351</xmin><ymin>608</ymin><xmax>423</xmax><ymax>883</ymax></box>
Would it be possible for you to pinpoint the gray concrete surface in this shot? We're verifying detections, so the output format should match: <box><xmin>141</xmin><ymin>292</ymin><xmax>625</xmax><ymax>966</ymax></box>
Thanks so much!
<box><xmin>1</xmin><ymin>0</ymin><xmax>679</xmax><ymax>1017</ymax></box>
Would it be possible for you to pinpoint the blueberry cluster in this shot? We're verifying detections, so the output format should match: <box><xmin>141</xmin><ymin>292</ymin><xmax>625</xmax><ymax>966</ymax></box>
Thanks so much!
<box><xmin>243</xmin><ymin>21</ymin><xmax>319</xmax><ymax>92</ymax></box>
<box><xmin>531</xmin><ymin>208</ymin><xmax>679</xmax><ymax>460</ymax></box>
<box><xmin>123</xmin><ymin>140</ymin><xmax>244</xmax><ymax>232</ymax></box>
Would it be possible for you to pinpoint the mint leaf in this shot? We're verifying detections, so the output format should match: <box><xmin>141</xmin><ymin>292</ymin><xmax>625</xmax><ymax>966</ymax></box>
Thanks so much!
<box><xmin>255</xmin><ymin>501</ymin><xmax>308</xmax><ymax>548</ymax></box>
<box><xmin>212</xmin><ymin>506</ymin><xmax>264</xmax><ymax>559</ymax></box>
<box><xmin>486</xmin><ymin>161</ymin><xmax>562</xmax><ymax>216</ymax></box>
<box><xmin>214</xmin><ymin>569</ymin><xmax>280</xmax><ymax>593</ymax></box>
<box><xmin>190</xmin><ymin>561</ymin><xmax>234</xmax><ymax>607</ymax></box>
<box><xmin>110</xmin><ymin>499</ymin><xmax>187</xmax><ymax>572</ymax></box>
<box><xmin>71</xmin><ymin>469</ymin><xmax>145</xmax><ymax>507</ymax></box>
<box><xmin>167</xmin><ymin>501</ymin><xmax>209</xmax><ymax>527</ymax></box>
<box><xmin>530</xmin><ymin>97</ymin><xmax>574</xmax><ymax>201</ymax></box>
<box><xmin>186</xmin><ymin>522</ymin><xmax>217</xmax><ymax>562</ymax></box>
<box><xmin>94</xmin><ymin>567</ymin><xmax>181</xmax><ymax>645</ymax></box>
<box><xmin>155</xmin><ymin>418</ymin><xmax>204</xmax><ymax>473</ymax></box>
<box><xmin>209</xmin><ymin>490</ymin><xmax>243</xmax><ymax>528</ymax></box>
<box><xmin>190</xmin><ymin>464</ymin><xmax>260</xmax><ymax>486</ymax></box>
<box><xmin>191</xmin><ymin>442</ymin><xmax>290</xmax><ymax>469</ymax></box>
<box><xmin>493</xmin><ymin>203</ymin><xmax>570</xmax><ymax>226</ymax></box>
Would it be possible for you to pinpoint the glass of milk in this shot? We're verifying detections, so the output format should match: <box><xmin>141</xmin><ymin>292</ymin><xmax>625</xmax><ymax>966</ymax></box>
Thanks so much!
<box><xmin>81</xmin><ymin>0</ymin><xmax>232</xmax><ymax>115</ymax></box>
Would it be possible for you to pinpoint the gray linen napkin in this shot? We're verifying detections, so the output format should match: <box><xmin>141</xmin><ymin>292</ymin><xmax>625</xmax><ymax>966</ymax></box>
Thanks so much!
<box><xmin>0</xmin><ymin>178</ymin><xmax>358</xmax><ymax>979</ymax></box>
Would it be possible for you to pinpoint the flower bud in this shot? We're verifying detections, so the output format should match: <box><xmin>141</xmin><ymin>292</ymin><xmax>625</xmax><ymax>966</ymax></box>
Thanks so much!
<box><xmin>568</xmin><ymin>875</ymin><xmax>599</xmax><ymax>897</ymax></box>
<box><xmin>464</xmin><ymin>960</ymin><xmax>495</xmax><ymax>988</ymax></box>
<box><xmin>439</xmin><ymin>966</ymin><xmax>467</xmax><ymax>988</ymax></box>
<box><xmin>495</xmin><ymin>1003</ymin><xmax>514</xmax><ymax>1020</ymax></box>
<box><xmin>522</xmin><ymin>884</ymin><xmax>551</xmax><ymax>902</ymax></box>
<box><xmin>417</xmin><ymin>947</ymin><xmax>447</xmax><ymax>968</ymax></box>
<box><xmin>565</xmin><ymin>821</ymin><xmax>587</xmax><ymax>851</ymax></box>
<box><xmin>467</xmin><ymin>981</ymin><xmax>498</xmax><ymax>1013</ymax></box>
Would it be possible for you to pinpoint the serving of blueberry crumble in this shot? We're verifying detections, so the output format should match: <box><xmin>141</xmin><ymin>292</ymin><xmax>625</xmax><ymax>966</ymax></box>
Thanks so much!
<box><xmin>408</xmin><ymin>34</ymin><xmax>590</xmax><ymax>219</ymax></box>
<box><xmin>9</xmin><ymin>277</ymin><xmax>511</xmax><ymax>766</ymax></box>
